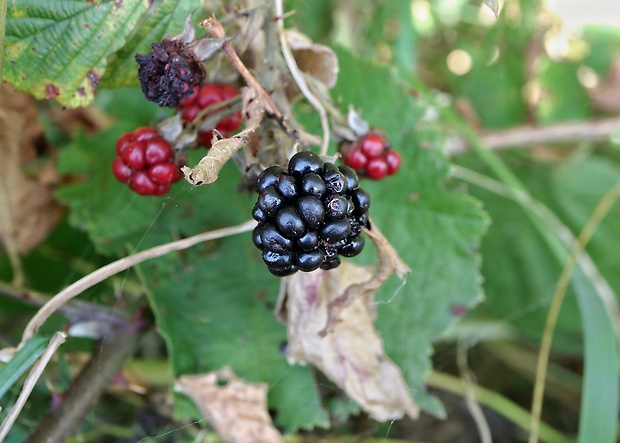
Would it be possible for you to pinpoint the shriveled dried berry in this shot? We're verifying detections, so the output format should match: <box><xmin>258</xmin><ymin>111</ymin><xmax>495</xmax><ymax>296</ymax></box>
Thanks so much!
<box><xmin>136</xmin><ymin>39</ymin><xmax>206</xmax><ymax>108</ymax></box>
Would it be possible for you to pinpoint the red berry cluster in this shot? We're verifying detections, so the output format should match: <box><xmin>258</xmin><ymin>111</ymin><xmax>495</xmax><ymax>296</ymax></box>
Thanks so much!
<box><xmin>177</xmin><ymin>83</ymin><xmax>242</xmax><ymax>148</ymax></box>
<box><xmin>342</xmin><ymin>132</ymin><xmax>401</xmax><ymax>180</ymax></box>
<box><xmin>112</xmin><ymin>127</ymin><xmax>182</xmax><ymax>195</ymax></box>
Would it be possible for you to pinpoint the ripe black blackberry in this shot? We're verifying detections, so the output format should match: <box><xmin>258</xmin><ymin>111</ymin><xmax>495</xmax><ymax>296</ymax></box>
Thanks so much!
<box><xmin>253</xmin><ymin>151</ymin><xmax>370</xmax><ymax>276</ymax></box>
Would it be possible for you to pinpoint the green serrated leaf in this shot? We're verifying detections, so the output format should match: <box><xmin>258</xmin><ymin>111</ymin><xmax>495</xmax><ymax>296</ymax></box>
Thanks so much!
<box><xmin>4</xmin><ymin>0</ymin><xmax>149</xmax><ymax>107</ymax></box>
<box><xmin>102</xmin><ymin>0</ymin><xmax>198</xmax><ymax>88</ymax></box>
<box><xmin>330</xmin><ymin>48</ymin><xmax>489</xmax><ymax>416</ymax></box>
<box><xmin>57</xmin><ymin>51</ymin><xmax>487</xmax><ymax>427</ymax></box>
<box><xmin>149</xmin><ymin>240</ymin><xmax>329</xmax><ymax>430</ymax></box>
<box><xmin>56</xmin><ymin>123</ymin><xmax>329</xmax><ymax>430</ymax></box>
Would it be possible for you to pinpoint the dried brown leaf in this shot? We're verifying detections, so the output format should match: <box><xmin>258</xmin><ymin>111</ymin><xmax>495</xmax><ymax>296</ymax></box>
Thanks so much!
<box><xmin>285</xmin><ymin>29</ymin><xmax>339</xmax><ymax>89</ymax></box>
<box><xmin>182</xmin><ymin>87</ymin><xmax>264</xmax><ymax>185</ymax></box>
<box><xmin>176</xmin><ymin>367</ymin><xmax>284</xmax><ymax>443</ymax></box>
<box><xmin>0</xmin><ymin>86</ymin><xmax>63</xmax><ymax>254</ymax></box>
<box><xmin>276</xmin><ymin>224</ymin><xmax>416</xmax><ymax>422</ymax></box>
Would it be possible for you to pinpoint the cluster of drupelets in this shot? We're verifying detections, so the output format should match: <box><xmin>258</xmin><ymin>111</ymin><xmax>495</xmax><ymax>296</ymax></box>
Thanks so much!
<box><xmin>252</xmin><ymin>151</ymin><xmax>370</xmax><ymax>276</ymax></box>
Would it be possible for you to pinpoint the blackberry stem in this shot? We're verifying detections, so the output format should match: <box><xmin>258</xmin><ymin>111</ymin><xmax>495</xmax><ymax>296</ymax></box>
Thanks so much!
<box><xmin>200</xmin><ymin>18</ymin><xmax>283</xmax><ymax>120</ymax></box>
<box><xmin>274</xmin><ymin>0</ymin><xmax>331</xmax><ymax>157</ymax></box>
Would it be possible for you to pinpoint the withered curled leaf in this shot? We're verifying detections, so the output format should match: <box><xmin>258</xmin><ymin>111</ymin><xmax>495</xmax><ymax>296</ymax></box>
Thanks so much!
<box><xmin>276</xmin><ymin>224</ymin><xmax>417</xmax><ymax>422</ymax></box>
<box><xmin>0</xmin><ymin>86</ymin><xmax>63</xmax><ymax>254</ymax></box>
<box><xmin>182</xmin><ymin>87</ymin><xmax>263</xmax><ymax>185</ymax></box>
<box><xmin>176</xmin><ymin>367</ymin><xmax>284</xmax><ymax>443</ymax></box>
<box><xmin>285</xmin><ymin>29</ymin><xmax>339</xmax><ymax>88</ymax></box>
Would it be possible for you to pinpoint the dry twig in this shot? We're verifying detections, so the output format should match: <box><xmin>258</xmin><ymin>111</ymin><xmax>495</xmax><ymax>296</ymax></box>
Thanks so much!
<box><xmin>14</xmin><ymin>220</ymin><xmax>256</xmax><ymax>351</ymax></box>
<box><xmin>446</xmin><ymin>116</ymin><xmax>620</xmax><ymax>155</ymax></box>
<box><xmin>200</xmin><ymin>18</ymin><xmax>282</xmax><ymax>119</ymax></box>
<box><xmin>26</xmin><ymin>325</ymin><xmax>137</xmax><ymax>443</ymax></box>
<box><xmin>274</xmin><ymin>0</ymin><xmax>330</xmax><ymax>156</ymax></box>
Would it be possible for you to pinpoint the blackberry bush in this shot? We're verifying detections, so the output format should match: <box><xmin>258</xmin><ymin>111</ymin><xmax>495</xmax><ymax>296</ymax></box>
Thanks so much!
<box><xmin>252</xmin><ymin>151</ymin><xmax>370</xmax><ymax>276</ymax></box>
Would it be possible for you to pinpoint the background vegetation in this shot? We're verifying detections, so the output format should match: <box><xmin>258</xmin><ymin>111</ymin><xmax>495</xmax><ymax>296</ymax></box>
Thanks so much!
<box><xmin>1</xmin><ymin>0</ymin><xmax>619</xmax><ymax>442</ymax></box>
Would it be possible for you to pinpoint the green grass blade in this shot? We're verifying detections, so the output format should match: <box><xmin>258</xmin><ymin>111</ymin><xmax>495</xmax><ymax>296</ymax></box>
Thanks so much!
<box><xmin>574</xmin><ymin>275</ymin><xmax>619</xmax><ymax>443</ymax></box>
<box><xmin>452</xmin><ymin>167</ymin><xmax>620</xmax><ymax>443</ymax></box>
<box><xmin>0</xmin><ymin>335</ymin><xmax>48</xmax><ymax>400</ymax></box>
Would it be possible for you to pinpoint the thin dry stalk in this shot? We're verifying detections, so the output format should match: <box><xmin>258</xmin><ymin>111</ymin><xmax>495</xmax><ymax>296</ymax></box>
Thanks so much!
<box><xmin>528</xmin><ymin>182</ymin><xmax>620</xmax><ymax>443</ymax></box>
<box><xmin>200</xmin><ymin>18</ymin><xmax>282</xmax><ymax>119</ymax></box>
<box><xmin>15</xmin><ymin>220</ymin><xmax>256</xmax><ymax>350</ymax></box>
<box><xmin>274</xmin><ymin>0</ymin><xmax>330</xmax><ymax>156</ymax></box>
<box><xmin>446</xmin><ymin>116</ymin><xmax>620</xmax><ymax>155</ymax></box>
<box><xmin>457</xmin><ymin>340</ymin><xmax>492</xmax><ymax>443</ymax></box>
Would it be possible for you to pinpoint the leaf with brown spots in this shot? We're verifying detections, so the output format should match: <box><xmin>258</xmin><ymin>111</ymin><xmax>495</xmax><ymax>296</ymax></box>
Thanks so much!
<box><xmin>176</xmin><ymin>367</ymin><xmax>284</xmax><ymax>443</ymax></box>
<box><xmin>4</xmin><ymin>0</ymin><xmax>149</xmax><ymax>107</ymax></box>
<box><xmin>0</xmin><ymin>86</ymin><xmax>63</xmax><ymax>256</ymax></box>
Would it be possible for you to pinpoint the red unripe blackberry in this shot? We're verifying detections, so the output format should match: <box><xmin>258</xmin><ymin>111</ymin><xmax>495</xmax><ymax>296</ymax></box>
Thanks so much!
<box><xmin>366</xmin><ymin>158</ymin><xmax>388</xmax><ymax>180</ymax></box>
<box><xmin>112</xmin><ymin>157</ymin><xmax>132</xmax><ymax>184</ymax></box>
<box><xmin>197</xmin><ymin>84</ymin><xmax>222</xmax><ymax>109</ymax></box>
<box><xmin>359</xmin><ymin>133</ymin><xmax>386</xmax><ymax>158</ymax></box>
<box><xmin>145</xmin><ymin>138</ymin><xmax>173</xmax><ymax>165</ymax></box>
<box><xmin>130</xmin><ymin>171</ymin><xmax>158</xmax><ymax>195</ymax></box>
<box><xmin>121</xmin><ymin>142</ymin><xmax>146</xmax><ymax>170</ymax></box>
<box><xmin>112</xmin><ymin>127</ymin><xmax>181</xmax><ymax>196</ymax></box>
<box><xmin>340</xmin><ymin>131</ymin><xmax>401</xmax><ymax>180</ymax></box>
<box><xmin>177</xmin><ymin>83</ymin><xmax>243</xmax><ymax>148</ymax></box>
<box><xmin>149</xmin><ymin>163</ymin><xmax>178</xmax><ymax>185</ymax></box>
<box><xmin>134</xmin><ymin>127</ymin><xmax>158</xmax><ymax>141</ymax></box>
<box><xmin>346</xmin><ymin>148</ymin><xmax>368</xmax><ymax>170</ymax></box>
<box><xmin>385</xmin><ymin>150</ymin><xmax>401</xmax><ymax>175</ymax></box>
